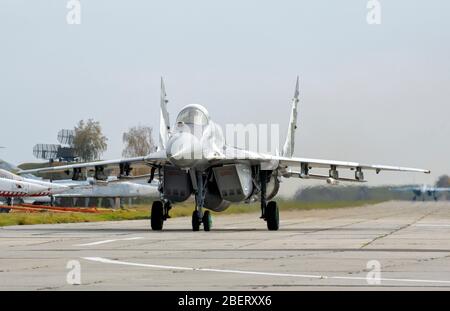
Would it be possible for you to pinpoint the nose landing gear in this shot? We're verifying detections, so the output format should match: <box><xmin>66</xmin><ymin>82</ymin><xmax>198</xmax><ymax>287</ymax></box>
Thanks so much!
<box><xmin>192</xmin><ymin>210</ymin><xmax>201</xmax><ymax>231</ymax></box>
<box><xmin>191</xmin><ymin>171</ymin><xmax>213</xmax><ymax>232</ymax></box>
<box><xmin>202</xmin><ymin>210</ymin><xmax>212</xmax><ymax>231</ymax></box>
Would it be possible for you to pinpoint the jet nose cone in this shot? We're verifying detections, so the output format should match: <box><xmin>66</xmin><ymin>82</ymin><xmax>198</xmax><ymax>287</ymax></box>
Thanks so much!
<box><xmin>166</xmin><ymin>132</ymin><xmax>202</xmax><ymax>168</ymax></box>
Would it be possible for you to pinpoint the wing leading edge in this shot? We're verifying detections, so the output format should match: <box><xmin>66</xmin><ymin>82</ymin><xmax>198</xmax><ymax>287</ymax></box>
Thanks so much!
<box><xmin>18</xmin><ymin>150</ymin><xmax>168</xmax><ymax>175</ymax></box>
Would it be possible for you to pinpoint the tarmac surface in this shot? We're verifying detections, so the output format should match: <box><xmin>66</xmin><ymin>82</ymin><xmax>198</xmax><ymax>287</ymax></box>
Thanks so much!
<box><xmin>1</xmin><ymin>201</ymin><xmax>450</xmax><ymax>290</ymax></box>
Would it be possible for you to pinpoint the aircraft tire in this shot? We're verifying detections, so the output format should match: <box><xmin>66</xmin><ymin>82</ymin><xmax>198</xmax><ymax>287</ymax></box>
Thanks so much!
<box><xmin>151</xmin><ymin>201</ymin><xmax>164</xmax><ymax>230</ymax></box>
<box><xmin>0</xmin><ymin>208</ymin><xmax>11</xmax><ymax>214</ymax></box>
<box><xmin>192</xmin><ymin>210</ymin><xmax>201</xmax><ymax>231</ymax></box>
<box><xmin>266</xmin><ymin>201</ymin><xmax>279</xmax><ymax>231</ymax></box>
<box><xmin>202</xmin><ymin>210</ymin><xmax>212</xmax><ymax>231</ymax></box>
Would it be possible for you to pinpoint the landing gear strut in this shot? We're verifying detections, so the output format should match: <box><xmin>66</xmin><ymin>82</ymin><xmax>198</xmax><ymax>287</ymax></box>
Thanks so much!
<box><xmin>259</xmin><ymin>170</ymin><xmax>279</xmax><ymax>231</ymax></box>
<box><xmin>150</xmin><ymin>200</ymin><xmax>171</xmax><ymax>231</ymax></box>
<box><xmin>192</xmin><ymin>171</ymin><xmax>212</xmax><ymax>232</ymax></box>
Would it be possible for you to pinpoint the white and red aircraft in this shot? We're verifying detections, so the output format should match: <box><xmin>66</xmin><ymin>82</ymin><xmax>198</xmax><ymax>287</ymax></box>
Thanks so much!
<box><xmin>0</xmin><ymin>169</ymin><xmax>68</xmax><ymax>203</ymax></box>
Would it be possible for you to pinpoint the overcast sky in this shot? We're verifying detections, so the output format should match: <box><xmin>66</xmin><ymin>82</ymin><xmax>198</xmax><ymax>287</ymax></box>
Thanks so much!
<box><xmin>0</xmin><ymin>1</ymin><xmax>449</xmax><ymax>196</ymax></box>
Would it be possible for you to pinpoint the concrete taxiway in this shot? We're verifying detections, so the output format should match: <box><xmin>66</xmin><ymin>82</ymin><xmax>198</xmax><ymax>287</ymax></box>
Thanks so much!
<box><xmin>1</xmin><ymin>201</ymin><xmax>450</xmax><ymax>290</ymax></box>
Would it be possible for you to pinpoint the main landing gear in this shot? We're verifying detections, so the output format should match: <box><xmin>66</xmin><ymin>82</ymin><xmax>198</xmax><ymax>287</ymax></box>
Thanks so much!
<box><xmin>150</xmin><ymin>200</ymin><xmax>171</xmax><ymax>231</ymax></box>
<box><xmin>259</xmin><ymin>170</ymin><xmax>279</xmax><ymax>231</ymax></box>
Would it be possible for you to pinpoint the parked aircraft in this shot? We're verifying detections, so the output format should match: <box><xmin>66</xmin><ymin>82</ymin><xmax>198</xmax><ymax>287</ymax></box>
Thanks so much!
<box><xmin>0</xmin><ymin>160</ymin><xmax>159</xmax><ymax>209</ymax></box>
<box><xmin>28</xmin><ymin>178</ymin><xmax>159</xmax><ymax>207</ymax></box>
<box><xmin>0</xmin><ymin>169</ymin><xmax>70</xmax><ymax>198</ymax></box>
<box><xmin>20</xmin><ymin>78</ymin><xmax>430</xmax><ymax>231</ymax></box>
<box><xmin>0</xmin><ymin>171</ymin><xmax>67</xmax><ymax>213</ymax></box>
<box><xmin>0</xmin><ymin>177</ymin><xmax>53</xmax><ymax>199</ymax></box>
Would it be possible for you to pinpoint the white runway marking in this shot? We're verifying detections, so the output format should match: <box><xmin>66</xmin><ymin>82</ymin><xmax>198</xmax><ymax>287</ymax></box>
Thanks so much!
<box><xmin>75</xmin><ymin>237</ymin><xmax>144</xmax><ymax>246</ymax></box>
<box><xmin>82</xmin><ymin>257</ymin><xmax>450</xmax><ymax>286</ymax></box>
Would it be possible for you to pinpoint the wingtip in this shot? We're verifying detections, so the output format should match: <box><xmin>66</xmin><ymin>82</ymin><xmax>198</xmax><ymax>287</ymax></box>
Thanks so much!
<box><xmin>294</xmin><ymin>76</ymin><xmax>300</xmax><ymax>99</ymax></box>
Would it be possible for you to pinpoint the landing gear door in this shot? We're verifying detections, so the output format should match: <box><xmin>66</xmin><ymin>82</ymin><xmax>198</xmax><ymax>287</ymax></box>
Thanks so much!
<box><xmin>212</xmin><ymin>164</ymin><xmax>253</xmax><ymax>202</ymax></box>
<box><xmin>163</xmin><ymin>166</ymin><xmax>193</xmax><ymax>202</ymax></box>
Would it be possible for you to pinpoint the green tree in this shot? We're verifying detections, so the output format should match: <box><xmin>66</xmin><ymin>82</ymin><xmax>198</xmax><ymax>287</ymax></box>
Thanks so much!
<box><xmin>436</xmin><ymin>175</ymin><xmax>450</xmax><ymax>188</ymax></box>
<box><xmin>122</xmin><ymin>125</ymin><xmax>156</xmax><ymax>157</ymax></box>
<box><xmin>73</xmin><ymin>119</ymin><xmax>108</xmax><ymax>161</ymax></box>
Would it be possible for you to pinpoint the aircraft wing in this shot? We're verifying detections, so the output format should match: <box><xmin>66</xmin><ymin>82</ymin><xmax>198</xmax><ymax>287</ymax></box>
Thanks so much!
<box><xmin>208</xmin><ymin>147</ymin><xmax>430</xmax><ymax>182</ymax></box>
<box><xmin>434</xmin><ymin>188</ymin><xmax>450</xmax><ymax>192</ymax></box>
<box><xmin>18</xmin><ymin>150</ymin><xmax>168</xmax><ymax>175</ymax></box>
<box><xmin>390</xmin><ymin>186</ymin><xmax>421</xmax><ymax>192</ymax></box>
<box><xmin>276</xmin><ymin>156</ymin><xmax>430</xmax><ymax>174</ymax></box>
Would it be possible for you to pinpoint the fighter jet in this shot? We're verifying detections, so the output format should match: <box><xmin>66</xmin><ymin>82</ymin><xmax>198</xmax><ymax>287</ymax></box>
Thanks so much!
<box><xmin>27</xmin><ymin>178</ymin><xmax>160</xmax><ymax>207</ymax></box>
<box><xmin>0</xmin><ymin>160</ymin><xmax>159</xmax><ymax>208</ymax></box>
<box><xmin>20</xmin><ymin>78</ymin><xmax>430</xmax><ymax>231</ymax></box>
<box><xmin>0</xmin><ymin>169</ymin><xmax>69</xmax><ymax>203</ymax></box>
<box><xmin>0</xmin><ymin>171</ymin><xmax>69</xmax><ymax>213</ymax></box>
<box><xmin>391</xmin><ymin>184</ymin><xmax>450</xmax><ymax>201</ymax></box>
<box><xmin>0</xmin><ymin>177</ymin><xmax>54</xmax><ymax>199</ymax></box>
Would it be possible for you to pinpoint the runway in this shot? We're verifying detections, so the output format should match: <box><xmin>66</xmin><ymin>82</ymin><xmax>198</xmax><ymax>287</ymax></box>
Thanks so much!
<box><xmin>1</xmin><ymin>201</ymin><xmax>450</xmax><ymax>290</ymax></box>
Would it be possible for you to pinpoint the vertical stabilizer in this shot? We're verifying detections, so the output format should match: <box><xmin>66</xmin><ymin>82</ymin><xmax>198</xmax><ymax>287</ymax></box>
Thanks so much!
<box><xmin>282</xmin><ymin>76</ymin><xmax>300</xmax><ymax>157</ymax></box>
<box><xmin>158</xmin><ymin>77</ymin><xmax>171</xmax><ymax>150</ymax></box>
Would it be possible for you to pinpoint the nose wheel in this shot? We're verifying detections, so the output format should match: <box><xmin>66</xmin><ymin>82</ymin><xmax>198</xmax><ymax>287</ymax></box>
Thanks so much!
<box><xmin>192</xmin><ymin>210</ymin><xmax>201</xmax><ymax>231</ymax></box>
<box><xmin>191</xmin><ymin>171</ymin><xmax>212</xmax><ymax>232</ymax></box>
<box><xmin>192</xmin><ymin>210</ymin><xmax>212</xmax><ymax>231</ymax></box>
<box><xmin>202</xmin><ymin>210</ymin><xmax>212</xmax><ymax>231</ymax></box>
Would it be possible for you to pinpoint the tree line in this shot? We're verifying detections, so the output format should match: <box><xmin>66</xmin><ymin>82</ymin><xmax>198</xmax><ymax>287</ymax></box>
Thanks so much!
<box><xmin>70</xmin><ymin>119</ymin><xmax>156</xmax><ymax>162</ymax></box>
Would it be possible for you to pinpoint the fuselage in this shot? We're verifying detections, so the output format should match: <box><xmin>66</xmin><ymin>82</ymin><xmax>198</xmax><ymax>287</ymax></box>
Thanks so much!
<box><xmin>166</xmin><ymin>104</ymin><xmax>226</xmax><ymax>170</ymax></box>
<box><xmin>0</xmin><ymin>169</ymin><xmax>68</xmax><ymax>196</ymax></box>
<box><xmin>413</xmin><ymin>184</ymin><xmax>435</xmax><ymax>196</ymax></box>
<box><xmin>161</xmin><ymin>104</ymin><xmax>280</xmax><ymax>211</ymax></box>
<box><xmin>51</xmin><ymin>180</ymin><xmax>160</xmax><ymax>198</ymax></box>
<box><xmin>0</xmin><ymin>177</ymin><xmax>51</xmax><ymax>197</ymax></box>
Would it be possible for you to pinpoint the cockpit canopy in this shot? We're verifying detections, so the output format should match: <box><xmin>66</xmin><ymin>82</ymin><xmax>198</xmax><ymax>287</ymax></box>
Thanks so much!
<box><xmin>176</xmin><ymin>105</ymin><xmax>209</xmax><ymax>127</ymax></box>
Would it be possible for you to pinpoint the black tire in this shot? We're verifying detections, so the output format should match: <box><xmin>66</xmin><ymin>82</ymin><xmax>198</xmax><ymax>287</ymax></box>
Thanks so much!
<box><xmin>202</xmin><ymin>211</ymin><xmax>212</xmax><ymax>231</ymax></box>
<box><xmin>0</xmin><ymin>208</ymin><xmax>11</xmax><ymax>214</ymax></box>
<box><xmin>192</xmin><ymin>210</ymin><xmax>201</xmax><ymax>231</ymax></box>
<box><xmin>266</xmin><ymin>201</ymin><xmax>279</xmax><ymax>231</ymax></box>
<box><xmin>151</xmin><ymin>201</ymin><xmax>164</xmax><ymax>231</ymax></box>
